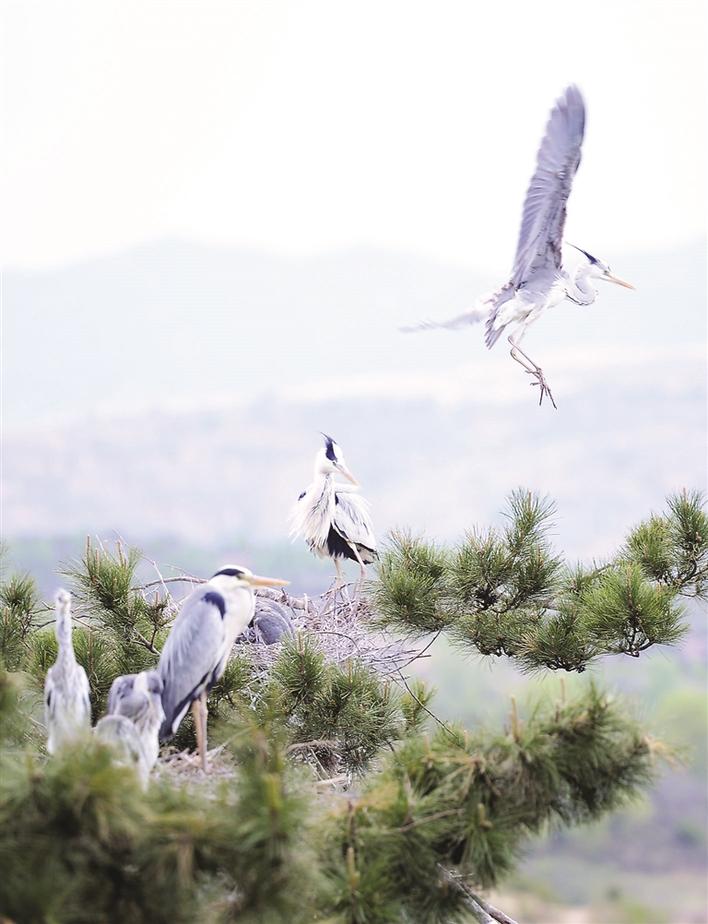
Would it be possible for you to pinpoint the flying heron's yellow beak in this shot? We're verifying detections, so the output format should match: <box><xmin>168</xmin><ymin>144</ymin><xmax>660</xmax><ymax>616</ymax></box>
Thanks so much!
<box><xmin>337</xmin><ymin>463</ymin><xmax>359</xmax><ymax>486</ymax></box>
<box><xmin>245</xmin><ymin>574</ymin><xmax>290</xmax><ymax>588</ymax></box>
<box><xmin>604</xmin><ymin>273</ymin><xmax>635</xmax><ymax>290</ymax></box>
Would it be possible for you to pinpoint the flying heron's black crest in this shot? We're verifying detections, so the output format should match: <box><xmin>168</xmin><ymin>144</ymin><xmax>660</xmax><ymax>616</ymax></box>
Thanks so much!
<box><xmin>212</xmin><ymin>566</ymin><xmax>245</xmax><ymax>579</ymax></box>
<box><xmin>567</xmin><ymin>242</ymin><xmax>598</xmax><ymax>265</ymax></box>
<box><xmin>321</xmin><ymin>432</ymin><xmax>337</xmax><ymax>462</ymax></box>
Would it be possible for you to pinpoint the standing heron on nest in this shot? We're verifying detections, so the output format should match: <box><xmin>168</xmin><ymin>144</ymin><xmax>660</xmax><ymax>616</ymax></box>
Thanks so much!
<box><xmin>95</xmin><ymin>670</ymin><xmax>164</xmax><ymax>789</ymax></box>
<box><xmin>44</xmin><ymin>589</ymin><xmax>91</xmax><ymax>754</ymax></box>
<box><xmin>290</xmin><ymin>434</ymin><xmax>378</xmax><ymax>586</ymax></box>
<box><xmin>405</xmin><ymin>85</ymin><xmax>634</xmax><ymax>408</ymax></box>
<box><xmin>158</xmin><ymin>566</ymin><xmax>288</xmax><ymax>771</ymax></box>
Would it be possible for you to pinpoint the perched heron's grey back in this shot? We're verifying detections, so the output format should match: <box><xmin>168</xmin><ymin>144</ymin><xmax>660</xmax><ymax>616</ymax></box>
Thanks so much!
<box><xmin>158</xmin><ymin>588</ymin><xmax>227</xmax><ymax>740</ymax></box>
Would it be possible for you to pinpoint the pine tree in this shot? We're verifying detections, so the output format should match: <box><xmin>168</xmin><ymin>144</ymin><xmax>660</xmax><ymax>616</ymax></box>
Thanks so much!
<box><xmin>0</xmin><ymin>490</ymin><xmax>705</xmax><ymax>923</ymax></box>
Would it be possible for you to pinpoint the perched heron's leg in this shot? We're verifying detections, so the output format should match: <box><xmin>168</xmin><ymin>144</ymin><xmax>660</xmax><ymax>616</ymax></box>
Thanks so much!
<box><xmin>334</xmin><ymin>557</ymin><xmax>344</xmax><ymax>587</ymax></box>
<box><xmin>191</xmin><ymin>698</ymin><xmax>204</xmax><ymax>767</ymax></box>
<box><xmin>198</xmin><ymin>692</ymin><xmax>209</xmax><ymax>773</ymax></box>
<box><xmin>507</xmin><ymin>336</ymin><xmax>557</xmax><ymax>409</ymax></box>
<box><xmin>348</xmin><ymin>545</ymin><xmax>367</xmax><ymax>592</ymax></box>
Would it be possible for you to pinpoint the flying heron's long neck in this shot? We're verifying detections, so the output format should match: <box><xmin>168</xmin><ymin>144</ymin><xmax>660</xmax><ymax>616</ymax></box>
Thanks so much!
<box><xmin>566</xmin><ymin>264</ymin><xmax>597</xmax><ymax>306</ymax></box>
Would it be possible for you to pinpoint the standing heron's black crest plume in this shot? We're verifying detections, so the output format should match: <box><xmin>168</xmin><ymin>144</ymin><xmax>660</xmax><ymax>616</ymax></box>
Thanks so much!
<box><xmin>321</xmin><ymin>432</ymin><xmax>337</xmax><ymax>461</ymax></box>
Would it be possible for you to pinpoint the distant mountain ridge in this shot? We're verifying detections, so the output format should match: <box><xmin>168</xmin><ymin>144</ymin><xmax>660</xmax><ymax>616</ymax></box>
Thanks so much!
<box><xmin>3</xmin><ymin>240</ymin><xmax>705</xmax><ymax>559</ymax></box>
<box><xmin>4</xmin><ymin>239</ymin><xmax>705</xmax><ymax>428</ymax></box>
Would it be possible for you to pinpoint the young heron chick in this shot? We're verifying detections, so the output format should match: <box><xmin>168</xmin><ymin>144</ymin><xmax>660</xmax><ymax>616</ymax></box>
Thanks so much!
<box><xmin>44</xmin><ymin>589</ymin><xmax>91</xmax><ymax>754</ymax></box>
<box><xmin>290</xmin><ymin>434</ymin><xmax>378</xmax><ymax>585</ymax></box>
<box><xmin>94</xmin><ymin>670</ymin><xmax>165</xmax><ymax>788</ymax></box>
<box><xmin>158</xmin><ymin>565</ymin><xmax>288</xmax><ymax>771</ymax></box>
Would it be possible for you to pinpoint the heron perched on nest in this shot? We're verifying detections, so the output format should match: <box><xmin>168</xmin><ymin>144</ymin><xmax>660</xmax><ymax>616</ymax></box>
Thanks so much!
<box><xmin>290</xmin><ymin>434</ymin><xmax>378</xmax><ymax>585</ymax></box>
<box><xmin>251</xmin><ymin>599</ymin><xmax>295</xmax><ymax>645</ymax></box>
<box><xmin>157</xmin><ymin>565</ymin><xmax>288</xmax><ymax>771</ymax></box>
<box><xmin>44</xmin><ymin>589</ymin><xmax>91</xmax><ymax>754</ymax></box>
<box><xmin>405</xmin><ymin>85</ymin><xmax>634</xmax><ymax>408</ymax></box>
<box><xmin>95</xmin><ymin>670</ymin><xmax>164</xmax><ymax>788</ymax></box>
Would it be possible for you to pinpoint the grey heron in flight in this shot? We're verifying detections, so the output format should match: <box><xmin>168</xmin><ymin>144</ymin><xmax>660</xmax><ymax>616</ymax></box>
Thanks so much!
<box><xmin>94</xmin><ymin>670</ymin><xmax>164</xmax><ymax>789</ymax></box>
<box><xmin>290</xmin><ymin>434</ymin><xmax>378</xmax><ymax>585</ymax></box>
<box><xmin>44</xmin><ymin>589</ymin><xmax>91</xmax><ymax>754</ymax></box>
<box><xmin>407</xmin><ymin>85</ymin><xmax>634</xmax><ymax>407</ymax></box>
<box><xmin>158</xmin><ymin>565</ymin><xmax>288</xmax><ymax>771</ymax></box>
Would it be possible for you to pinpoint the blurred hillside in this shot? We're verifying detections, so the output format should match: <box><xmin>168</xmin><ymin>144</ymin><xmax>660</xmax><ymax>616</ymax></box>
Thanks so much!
<box><xmin>3</xmin><ymin>240</ymin><xmax>705</xmax><ymax>561</ymax></box>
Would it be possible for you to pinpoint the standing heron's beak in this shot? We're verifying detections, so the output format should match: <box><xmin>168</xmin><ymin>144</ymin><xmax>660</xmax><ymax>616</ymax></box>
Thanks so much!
<box><xmin>336</xmin><ymin>463</ymin><xmax>359</xmax><ymax>486</ymax></box>
<box><xmin>603</xmin><ymin>273</ymin><xmax>635</xmax><ymax>289</ymax></box>
<box><xmin>244</xmin><ymin>574</ymin><xmax>290</xmax><ymax>588</ymax></box>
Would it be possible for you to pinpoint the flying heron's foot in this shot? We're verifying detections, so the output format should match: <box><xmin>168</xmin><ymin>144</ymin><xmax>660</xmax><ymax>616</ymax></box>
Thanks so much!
<box><xmin>527</xmin><ymin>368</ymin><xmax>557</xmax><ymax>409</ymax></box>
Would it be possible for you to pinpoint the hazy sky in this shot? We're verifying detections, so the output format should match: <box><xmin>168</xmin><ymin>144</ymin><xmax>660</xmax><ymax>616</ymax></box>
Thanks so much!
<box><xmin>2</xmin><ymin>0</ymin><xmax>706</xmax><ymax>271</ymax></box>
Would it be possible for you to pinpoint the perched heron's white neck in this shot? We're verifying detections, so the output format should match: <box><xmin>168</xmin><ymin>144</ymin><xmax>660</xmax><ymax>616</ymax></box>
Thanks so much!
<box><xmin>313</xmin><ymin>459</ymin><xmax>335</xmax><ymax>481</ymax></box>
<box><xmin>55</xmin><ymin>602</ymin><xmax>77</xmax><ymax>662</ymax></box>
<box><xmin>566</xmin><ymin>264</ymin><xmax>597</xmax><ymax>306</ymax></box>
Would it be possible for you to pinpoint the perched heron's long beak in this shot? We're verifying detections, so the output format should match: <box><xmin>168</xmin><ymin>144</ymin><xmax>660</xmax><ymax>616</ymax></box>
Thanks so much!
<box><xmin>603</xmin><ymin>273</ymin><xmax>635</xmax><ymax>290</ymax></box>
<box><xmin>337</xmin><ymin>463</ymin><xmax>359</xmax><ymax>486</ymax></box>
<box><xmin>245</xmin><ymin>574</ymin><xmax>290</xmax><ymax>588</ymax></box>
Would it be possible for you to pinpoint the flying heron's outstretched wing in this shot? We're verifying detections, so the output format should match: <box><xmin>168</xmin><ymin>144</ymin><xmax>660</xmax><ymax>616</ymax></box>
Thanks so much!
<box><xmin>511</xmin><ymin>85</ymin><xmax>585</xmax><ymax>285</ymax></box>
<box><xmin>333</xmin><ymin>491</ymin><xmax>377</xmax><ymax>560</ymax></box>
<box><xmin>157</xmin><ymin>587</ymin><xmax>227</xmax><ymax>740</ymax></box>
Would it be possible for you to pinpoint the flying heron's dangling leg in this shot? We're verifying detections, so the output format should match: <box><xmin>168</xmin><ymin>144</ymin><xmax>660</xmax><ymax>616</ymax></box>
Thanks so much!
<box><xmin>507</xmin><ymin>336</ymin><xmax>557</xmax><ymax>409</ymax></box>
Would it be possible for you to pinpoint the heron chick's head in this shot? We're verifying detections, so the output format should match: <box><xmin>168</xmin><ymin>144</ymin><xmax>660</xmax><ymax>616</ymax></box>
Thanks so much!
<box><xmin>568</xmin><ymin>244</ymin><xmax>635</xmax><ymax>290</ymax></box>
<box><xmin>107</xmin><ymin>670</ymin><xmax>164</xmax><ymax>728</ymax></box>
<box><xmin>210</xmin><ymin>565</ymin><xmax>289</xmax><ymax>590</ymax></box>
<box><xmin>55</xmin><ymin>588</ymin><xmax>71</xmax><ymax>609</ymax></box>
<box><xmin>315</xmin><ymin>433</ymin><xmax>359</xmax><ymax>484</ymax></box>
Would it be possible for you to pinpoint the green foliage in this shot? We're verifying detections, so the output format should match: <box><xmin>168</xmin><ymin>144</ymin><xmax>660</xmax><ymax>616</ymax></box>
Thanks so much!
<box><xmin>0</xmin><ymin>570</ymin><xmax>41</xmax><ymax>670</ymax></box>
<box><xmin>371</xmin><ymin>531</ymin><xmax>452</xmax><ymax>634</ymax></box>
<box><xmin>373</xmin><ymin>490</ymin><xmax>703</xmax><ymax>672</ymax></box>
<box><xmin>321</xmin><ymin>684</ymin><xmax>659</xmax><ymax>922</ymax></box>
<box><xmin>240</xmin><ymin>636</ymin><xmax>414</xmax><ymax>774</ymax></box>
<box><xmin>624</xmin><ymin>490</ymin><xmax>708</xmax><ymax>597</ymax></box>
<box><xmin>63</xmin><ymin>539</ymin><xmax>171</xmax><ymax>666</ymax></box>
<box><xmin>0</xmin><ymin>719</ymin><xmax>318</xmax><ymax>924</ymax></box>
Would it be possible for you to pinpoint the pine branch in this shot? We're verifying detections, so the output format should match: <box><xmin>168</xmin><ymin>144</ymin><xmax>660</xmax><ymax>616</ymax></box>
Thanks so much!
<box><xmin>372</xmin><ymin>489</ymin><xmax>702</xmax><ymax>671</ymax></box>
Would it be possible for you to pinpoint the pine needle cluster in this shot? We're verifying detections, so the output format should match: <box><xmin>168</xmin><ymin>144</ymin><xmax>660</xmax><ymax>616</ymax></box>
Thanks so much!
<box><xmin>372</xmin><ymin>489</ymin><xmax>706</xmax><ymax>671</ymax></box>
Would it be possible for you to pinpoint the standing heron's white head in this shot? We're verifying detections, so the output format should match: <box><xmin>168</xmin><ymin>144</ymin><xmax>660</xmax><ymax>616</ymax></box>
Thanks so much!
<box><xmin>209</xmin><ymin>565</ymin><xmax>289</xmax><ymax>591</ymax></box>
<box><xmin>568</xmin><ymin>244</ymin><xmax>635</xmax><ymax>289</ymax></box>
<box><xmin>314</xmin><ymin>434</ymin><xmax>359</xmax><ymax>484</ymax></box>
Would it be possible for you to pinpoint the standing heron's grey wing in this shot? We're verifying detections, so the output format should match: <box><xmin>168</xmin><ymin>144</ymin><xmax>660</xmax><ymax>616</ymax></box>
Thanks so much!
<box><xmin>333</xmin><ymin>491</ymin><xmax>377</xmax><ymax>556</ymax></box>
<box><xmin>511</xmin><ymin>85</ymin><xmax>585</xmax><ymax>285</ymax></box>
<box><xmin>157</xmin><ymin>589</ymin><xmax>227</xmax><ymax>739</ymax></box>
